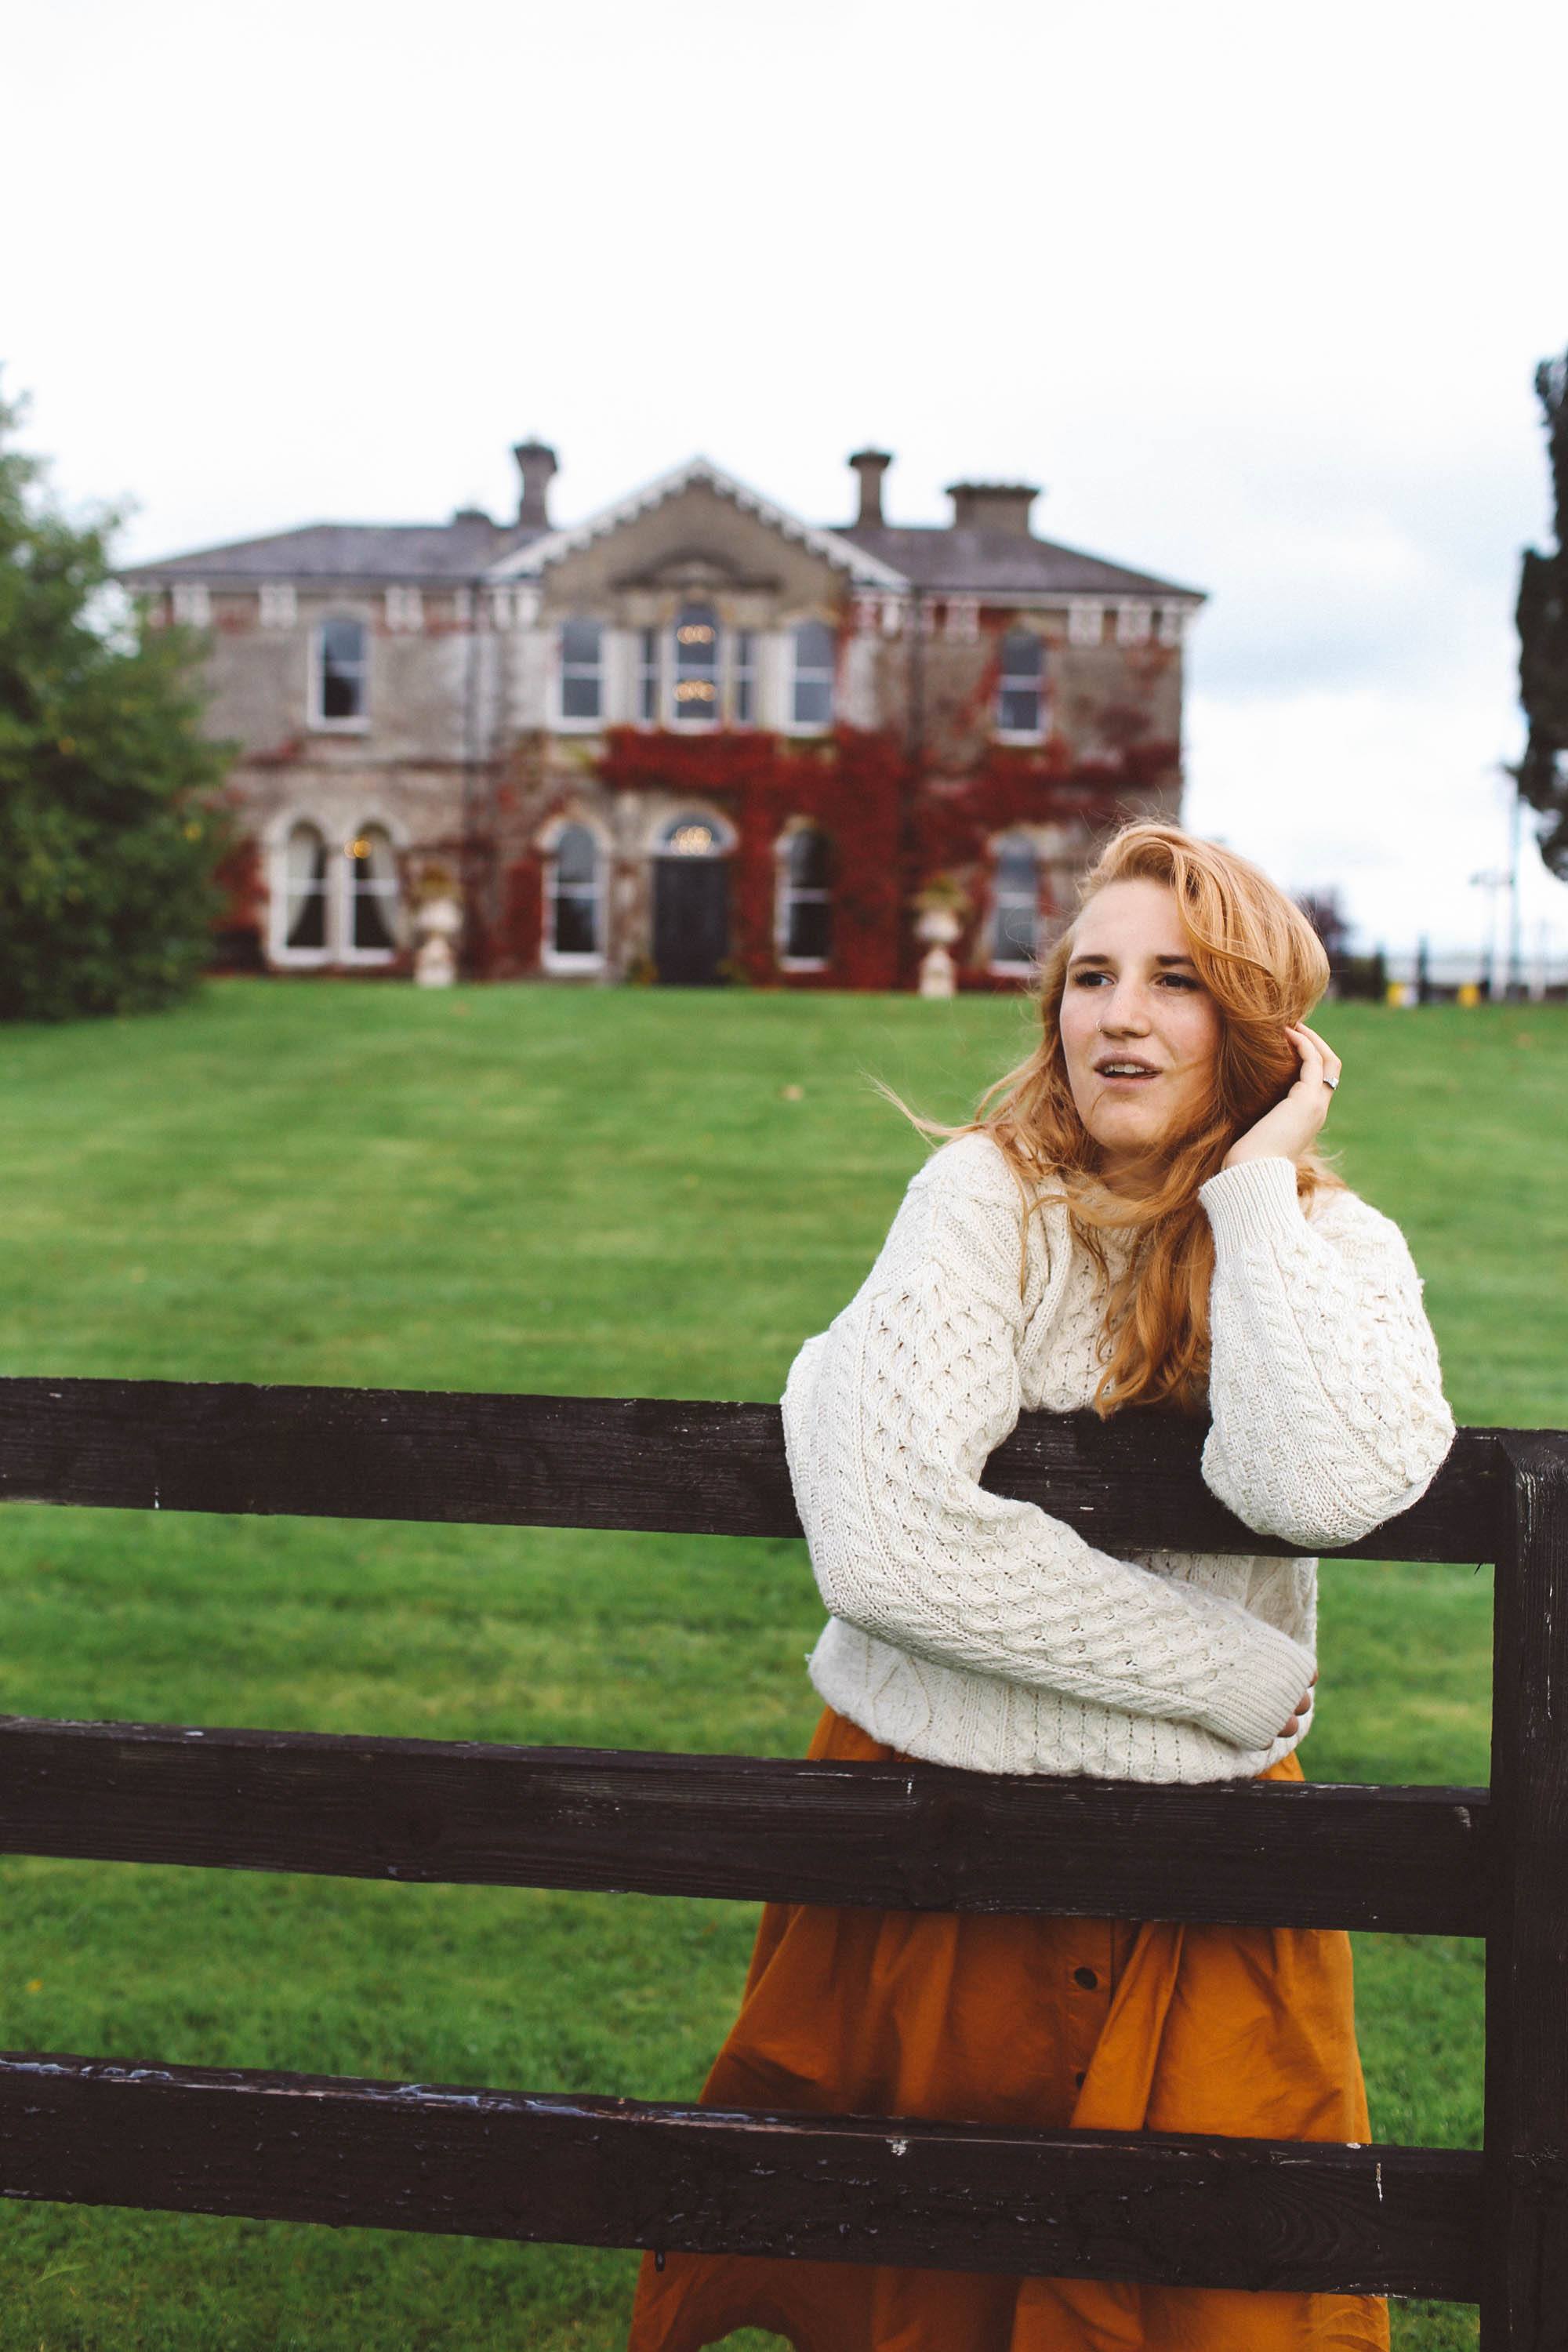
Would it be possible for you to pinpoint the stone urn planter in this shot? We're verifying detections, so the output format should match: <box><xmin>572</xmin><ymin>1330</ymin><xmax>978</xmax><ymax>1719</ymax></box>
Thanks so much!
<box><xmin>412</xmin><ymin>873</ymin><xmax>463</xmax><ymax>988</ymax></box>
<box><xmin>913</xmin><ymin>880</ymin><xmax>971</xmax><ymax>999</ymax></box>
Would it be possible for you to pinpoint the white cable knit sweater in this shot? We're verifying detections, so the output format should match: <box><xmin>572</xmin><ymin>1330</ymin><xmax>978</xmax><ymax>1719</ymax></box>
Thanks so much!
<box><xmin>781</xmin><ymin>1136</ymin><xmax>1454</xmax><ymax>1784</ymax></box>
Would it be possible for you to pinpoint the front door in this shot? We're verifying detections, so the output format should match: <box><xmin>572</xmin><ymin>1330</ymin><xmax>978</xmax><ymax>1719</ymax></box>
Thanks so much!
<box><xmin>652</xmin><ymin>857</ymin><xmax>731</xmax><ymax>985</ymax></box>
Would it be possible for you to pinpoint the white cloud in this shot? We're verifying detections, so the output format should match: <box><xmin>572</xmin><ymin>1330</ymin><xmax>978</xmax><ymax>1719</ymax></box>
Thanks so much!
<box><xmin>1186</xmin><ymin>684</ymin><xmax>1568</xmax><ymax>966</ymax></box>
<box><xmin>6</xmin><ymin>0</ymin><xmax>1568</xmax><ymax>963</ymax></box>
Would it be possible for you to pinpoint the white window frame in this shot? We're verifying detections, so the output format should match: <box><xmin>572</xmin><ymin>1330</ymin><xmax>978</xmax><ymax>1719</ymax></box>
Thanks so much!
<box><xmin>268</xmin><ymin>811</ymin><xmax>403</xmax><ymax>967</ymax></box>
<box><xmin>309</xmin><ymin>615</ymin><xmax>371</xmax><ymax>732</ymax></box>
<box><xmin>1156</xmin><ymin>604</ymin><xmax>1187</xmax><ymax>647</ymax></box>
<box><xmin>540</xmin><ymin>820</ymin><xmax>608</xmax><ymax>973</ymax></box>
<box><xmin>259</xmin><ymin>583</ymin><xmax>296</xmax><ymax>628</ymax></box>
<box><xmin>993</xmin><ymin>629</ymin><xmax>1047</xmax><ymax>744</ymax></box>
<box><xmin>1117</xmin><ymin>601</ymin><xmax>1154</xmax><ymax>646</ymax></box>
<box><xmin>731</xmin><ymin>629</ymin><xmax>757</xmax><ymax>728</ymax></box>
<box><xmin>342</xmin><ymin>822</ymin><xmax>401</xmax><ymax>966</ymax></box>
<box><xmin>637</xmin><ymin>626</ymin><xmax>662</xmax><ymax>725</ymax></box>
<box><xmin>1068</xmin><ymin>600</ymin><xmax>1104</xmax><ymax>647</ymax></box>
<box><xmin>272</xmin><ymin>816</ymin><xmax>334</xmax><ymax>967</ymax></box>
<box><xmin>670</xmin><ymin>604</ymin><xmax>723</xmax><ymax>731</ymax></box>
<box><xmin>785</xmin><ymin>619</ymin><xmax>837</xmax><ymax>735</ymax></box>
<box><xmin>172</xmin><ymin>582</ymin><xmax>212</xmax><ymax>626</ymax></box>
<box><xmin>384</xmin><ymin>585</ymin><xmax>423</xmax><ymax>633</ymax></box>
<box><xmin>989</xmin><ymin>833</ymin><xmax>1041</xmax><ymax>976</ymax></box>
<box><xmin>775</xmin><ymin>827</ymin><xmax>833</xmax><ymax>971</ymax></box>
<box><xmin>554</xmin><ymin>619</ymin><xmax>606</xmax><ymax>731</ymax></box>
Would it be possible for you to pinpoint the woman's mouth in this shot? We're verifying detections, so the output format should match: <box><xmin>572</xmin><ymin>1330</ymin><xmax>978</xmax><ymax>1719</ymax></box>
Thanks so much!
<box><xmin>1095</xmin><ymin>1059</ymin><xmax>1161</xmax><ymax>1083</ymax></box>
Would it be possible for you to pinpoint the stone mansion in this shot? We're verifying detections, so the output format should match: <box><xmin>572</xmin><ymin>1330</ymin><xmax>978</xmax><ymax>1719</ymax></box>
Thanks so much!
<box><xmin>123</xmin><ymin>443</ymin><xmax>1204</xmax><ymax>989</ymax></box>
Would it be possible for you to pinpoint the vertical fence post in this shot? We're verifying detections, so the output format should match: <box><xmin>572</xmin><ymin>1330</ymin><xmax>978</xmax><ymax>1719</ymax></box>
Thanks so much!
<box><xmin>1483</xmin><ymin>1433</ymin><xmax>1568</xmax><ymax>2349</ymax></box>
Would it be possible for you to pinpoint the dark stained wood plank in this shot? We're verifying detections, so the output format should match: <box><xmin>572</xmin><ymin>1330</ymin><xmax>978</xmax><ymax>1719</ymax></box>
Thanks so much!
<box><xmin>0</xmin><ymin>2052</ymin><xmax>1484</xmax><ymax>2300</ymax></box>
<box><xmin>0</xmin><ymin>1377</ymin><xmax>1513</xmax><ymax>1560</ymax></box>
<box><xmin>0</xmin><ymin>1714</ymin><xmax>1490</xmax><ymax>1933</ymax></box>
<box><xmin>1481</xmin><ymin>1434</ymin><xmax>1568</xmax><ymax>2350</ymax></box>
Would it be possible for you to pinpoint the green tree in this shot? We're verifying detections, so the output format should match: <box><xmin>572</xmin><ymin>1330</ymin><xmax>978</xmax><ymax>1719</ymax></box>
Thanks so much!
<box><xmin>0</xmin><ymin>391</ymin><xmax>234</xmax><ymax>1020</ymax></box>
<box><xmin>1515</xmin><ymin>350</ymin><xmax>1568</xmax><ymax>878</ymax></box>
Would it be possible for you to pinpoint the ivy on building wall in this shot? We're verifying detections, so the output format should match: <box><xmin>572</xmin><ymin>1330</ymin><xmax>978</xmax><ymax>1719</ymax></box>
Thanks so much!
<box><xmin>210</xmin><ymin>834</ymin><xmax>266</xmax><ymax>969</ymax></box>
<box><xmin>595</xmin><ymin>724</ymin><xmax>909</xmax><ymax>989</ymax></box>
<box><xmin>482</xmin><ymin>716</ymin><xmax>1178</xmax><ymax>989</ymax></box>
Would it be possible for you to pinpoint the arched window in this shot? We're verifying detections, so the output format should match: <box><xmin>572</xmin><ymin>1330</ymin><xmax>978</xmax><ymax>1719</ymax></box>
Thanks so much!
<box><xmin>283</xmin><ymin>821</ymin><xmax>329</xmax><ymax>953</ymax></box>
<box><xmin>546</xmin><ymin>824</ymin><xmax>604</xmax><ymax>962</ymax></box>
<box><xmin>559</xmin><ymin>619</ymin><xmax>604</xmax><ymax>723</ymax></box>
<box><xmin>314</xmin><ymin>618</ymin><xmax>368</xmax><ymax>725</ymax></box>
<box><xmin>790</xmin><ymin>620</ymin><xmax>836</xmax><ymax>730</ymax></box>
<box><xmin>991</xmin><ymin>833</ymin><xmax>1040</xmax><ymax>971</ymax></box>
<box><xmin>657</xmin><ymin>812</ymin><xmax>727</xmax><ymax>857</ymax></box>
<box><xmin>996</xmin><ymin>629</ymin><xmax>1044</xmax><ymax>737</ymax></box>
<box><xmin>347</xmin><ymin>824</ymin><xmax>400</xmax><ymax>956</ymax></box>
<box><xmin>778</xmin><ymin>827</ymin><xmax>833</xmax><ymax>967</ymax></box>
<box><xmin>673</xmin><ymin>604</ymin><xmax>720</xmax><ymax>724</ymax></box>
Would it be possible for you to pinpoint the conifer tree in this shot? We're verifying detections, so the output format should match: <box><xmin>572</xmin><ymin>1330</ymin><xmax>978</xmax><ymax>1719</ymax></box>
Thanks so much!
<box><xmin>0</xmin><ymin>393</ymin><xmax>233</xmax><ymax>1019</ymax></box>
<box><xmin>1515</xmin><ymin>350</ymin><xmax>1568</xmax><ymax>878</ymax></box>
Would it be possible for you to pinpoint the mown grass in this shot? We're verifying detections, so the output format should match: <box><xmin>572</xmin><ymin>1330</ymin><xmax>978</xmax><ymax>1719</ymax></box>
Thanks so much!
<box><xmin>0</xmin><ymin>980</ymin><xmax>1563</xmax><ymax>2350</ymax></box>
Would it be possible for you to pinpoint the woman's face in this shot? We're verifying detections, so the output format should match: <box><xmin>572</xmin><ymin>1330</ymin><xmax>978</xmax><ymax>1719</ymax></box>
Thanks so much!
<box><xmin>1058</xmin><ymin>877</ymin><xmax>1223</xmax><ymax>1178</ymax></box>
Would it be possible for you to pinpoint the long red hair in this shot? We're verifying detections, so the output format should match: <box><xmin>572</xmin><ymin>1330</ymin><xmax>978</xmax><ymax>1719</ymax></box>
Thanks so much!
<box><xmin>900</xmin><ymin>822</ymin><xmax>1340</xmax><ymax>1414</ymax></box>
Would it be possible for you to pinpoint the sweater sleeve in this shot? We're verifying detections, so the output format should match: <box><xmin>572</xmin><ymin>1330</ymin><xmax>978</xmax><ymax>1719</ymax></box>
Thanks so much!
<box><xmin>1198</xmin><ymin>1157</ymin><xmax>1456</xmax><ymax>1550</ymax></box>
<box><xmin>782</xmin><ymin>1134</ymin><xmax>1316</xmax><ymax>1753</ymax></box>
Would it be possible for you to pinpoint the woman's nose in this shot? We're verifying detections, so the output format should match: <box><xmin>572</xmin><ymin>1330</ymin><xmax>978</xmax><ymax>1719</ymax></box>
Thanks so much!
<box><xmin>1099</xmin><ymin>985</ymin><xmax>1152</xmax><ymax>1033</ymax></box>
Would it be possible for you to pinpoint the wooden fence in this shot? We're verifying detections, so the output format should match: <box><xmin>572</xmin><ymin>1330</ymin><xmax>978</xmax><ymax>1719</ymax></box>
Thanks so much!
<box><xmin>0</xmin><ymin>1376</ymin><xmax>1563</xmax><ymax>2343</ymax></box>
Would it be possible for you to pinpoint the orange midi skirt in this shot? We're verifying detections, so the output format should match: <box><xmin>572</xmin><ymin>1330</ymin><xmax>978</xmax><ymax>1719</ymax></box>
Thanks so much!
<box><xmin>626</xmin><ymin>1705</ymin><xmax>1389</xmax><ymax>2352</ymax></box>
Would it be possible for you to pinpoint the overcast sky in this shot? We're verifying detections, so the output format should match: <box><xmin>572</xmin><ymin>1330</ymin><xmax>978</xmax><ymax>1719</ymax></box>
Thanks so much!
<box><xmin>10</xmin><ymin>0</ymin><xmax>1568</xmax><ymax>968</ymax></box>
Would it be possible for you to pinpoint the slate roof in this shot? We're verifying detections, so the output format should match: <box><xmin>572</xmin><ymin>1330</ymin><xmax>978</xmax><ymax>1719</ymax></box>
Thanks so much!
<box><xmin>837</xmin><ymin>524</ymin><xmax>1203</xmax><ymax>601</ymax></box>
<box><xmin>122</xmin><ymin>481</ymin><xmax>1203</xmax><ymax>604</ymax></box>
<box><xmin>123</xmin><ymin>516</ymin><xmax>543</xmax><ymax>583</ymax></box>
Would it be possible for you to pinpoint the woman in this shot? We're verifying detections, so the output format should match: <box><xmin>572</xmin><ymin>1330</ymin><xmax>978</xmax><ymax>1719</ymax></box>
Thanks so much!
<box><xmin>627</xmin><ymin>822</ymin><xmax>1455</xmax><ymax>2352</ymax></box>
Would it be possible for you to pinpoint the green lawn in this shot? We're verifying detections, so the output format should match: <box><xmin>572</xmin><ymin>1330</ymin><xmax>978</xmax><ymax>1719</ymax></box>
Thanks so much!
<box><xmin>0</xmin><ymin>979</ymin><xmax>1564</xmax><ymax>2351</ymax></box>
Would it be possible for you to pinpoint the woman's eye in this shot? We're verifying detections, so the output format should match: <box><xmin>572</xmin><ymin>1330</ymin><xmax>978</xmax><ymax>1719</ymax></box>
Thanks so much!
<box><xmin>1158</xmin><ymin>973</ymin><xmax>1199</xmax><ymax>989</ymax></box>
<box><xmin>1072</xmin><ymin>970</ymin><xmax>1111</xmax><ymax>986</ymax></box>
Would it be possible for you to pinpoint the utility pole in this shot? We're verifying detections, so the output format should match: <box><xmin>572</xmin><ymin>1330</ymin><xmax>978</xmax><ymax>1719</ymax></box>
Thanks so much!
<box><xmin>1507</xmin><ymin>771</ymin><xmax>1525</xmax><ymax>1000</ymax></box>
<box><xmin>1471</xmin><ymin>866</ymin><xmax>1508</xmax><ymax>998</ymax></box>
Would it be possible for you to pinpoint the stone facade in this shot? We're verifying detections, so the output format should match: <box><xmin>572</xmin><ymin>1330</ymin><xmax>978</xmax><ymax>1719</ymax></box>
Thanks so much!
<box><xmin>123</xmin><ymin>447</ymin><xmax>1203</xmax><ymax>989</ymax></box>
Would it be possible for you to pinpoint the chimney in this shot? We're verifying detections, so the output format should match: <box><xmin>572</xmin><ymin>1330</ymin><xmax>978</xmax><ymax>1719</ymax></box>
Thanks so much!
<box><xmin>848</xmin><ymin>448</ymin><xmax>892</xmax><ymax>528</ymax></box>
<box><xmin>946</xmin><ymin>481</ymin><xmax>1040</xmax><ymax>537</ymax></box>
<box><xmin>513</xmin><ymin>440</ymin><xmax>558</xmax><ymax>530</ymax></box>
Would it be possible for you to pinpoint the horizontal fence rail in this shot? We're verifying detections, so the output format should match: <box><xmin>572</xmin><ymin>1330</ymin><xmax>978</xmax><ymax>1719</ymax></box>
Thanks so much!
<box><xmin>0</xmin><ymin>1376</ymin><xmax>1521</xmax><ymax>1559</ymax></box>
<box><xmin>0</xmin><ymin>2054</ymin><xmax>1486</xmax><ymax>2303</ymax></box>
<box><xmin>3</xmin><ymin>1386</ymin><xmax>1565</xmax><ymax>2334</ymax></box>
<box><xmin>0</xmin><ymin>1715</ymin><xmax>1491</xmax><ymax>1933</ymax></box>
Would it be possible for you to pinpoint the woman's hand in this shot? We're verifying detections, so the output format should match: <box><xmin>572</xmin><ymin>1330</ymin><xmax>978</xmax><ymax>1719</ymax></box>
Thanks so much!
<box><xmin>1223</xmin><ymin>1022</ymin><xmax>1343</xmax><ymax>1171</ymax></box>
<box><xmin>1279</xmin><ymin>1667</ymin><xmax>1319</xmax><ymax>1740</ymax></box>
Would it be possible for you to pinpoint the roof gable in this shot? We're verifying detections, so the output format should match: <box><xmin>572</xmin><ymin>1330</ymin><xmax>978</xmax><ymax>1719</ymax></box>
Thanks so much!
<box><xmin>485</xmin><ymin>456</ymin><xmax>909</xmax><ymax>592</ymax></box>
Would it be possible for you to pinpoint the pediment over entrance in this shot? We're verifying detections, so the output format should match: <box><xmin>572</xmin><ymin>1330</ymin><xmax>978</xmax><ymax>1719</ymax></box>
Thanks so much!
<box><xmin>485</xmin><ymin>456</ymin><xmax>908</xmax><ymax>618</ymax></box>
<box><xmin>615</xmin><ymin>546</ymin><xmax>776</xmax><ymax>594</ymax></box>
